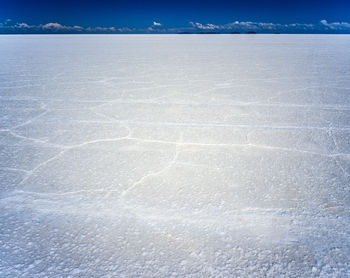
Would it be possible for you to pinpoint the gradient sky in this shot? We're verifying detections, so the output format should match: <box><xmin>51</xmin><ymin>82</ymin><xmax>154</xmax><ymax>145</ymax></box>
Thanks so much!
<box><xmin>1</xmin><ymin>0</ymin><xmax>350</xmax><ymax>33</ymax></box>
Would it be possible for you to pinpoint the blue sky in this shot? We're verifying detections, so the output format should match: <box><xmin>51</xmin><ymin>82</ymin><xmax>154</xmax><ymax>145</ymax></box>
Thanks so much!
<box><xmin>1</xmin><ymin>0</ymin><xmax>350</xmax><ymax>33</ymax></box>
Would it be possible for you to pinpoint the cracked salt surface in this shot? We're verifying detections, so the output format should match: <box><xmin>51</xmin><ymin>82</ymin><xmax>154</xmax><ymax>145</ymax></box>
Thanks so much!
<box><xmin>1</xmin><ymin>34</ymin><xmax>350</xmax><ymax>277</ymax></box>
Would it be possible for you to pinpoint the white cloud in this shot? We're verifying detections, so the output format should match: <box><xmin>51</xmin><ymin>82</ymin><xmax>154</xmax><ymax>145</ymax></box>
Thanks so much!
<box><xmin>117</xmin><ymin>27</ymin><xmax>133</xmax><ymax>32</ymax></box>
<box><xmin>153</xmin><ymin>21</ymin><xmax>162</xmax><ymax>27</ymax></box>
<box><xmin>320</xmin><ymin>19</ymin><xmax>350</xmax><ymax>30</ymax></box>
<box><xmin>189</xmin><ymin>20</ymin><xmax>320</xmax><ymax>32</ymax></box>
<box><xmin>146</xmin><ymin>21</ymin><xmax>162</xmax><ymax>32</ymax></box>
<box><xmin>1</xmin><ymin>20</ymin><xmax>350</xmax><ymax>34</ymax></box>
<box><xmin>0</xmin><ymin>21</ymin><xmax>124</xmax><ymax>33</ymax></box>
<box><xmin>91</xmin><ymin>26</ymin><xmax>116</xmax><ymax>32</ymax></box>
<box><xmin>188</xmin><ymin>20</ymin><xmax>350</xmax><ymax>33</ymax></box>
<box><xmin>41</xmin><ymin>22</ymin><xmax>83</xmax><ymax>31</ymax></box>
<box><xmin>190</xmin><ymin>22</ymin><xmax>220</xmax><ymax>30</ymax></box>
<box><xmin>42</xmin><ymin>22</ymin><xmax>64</xmax><ymax>29</ymax></box>
<box><xmin>15</xmin><ymin>23</ymin><xmax>31</xmax><ymax>28</ymax></box>
<box><xmin>85</xmin><ymin>26</ymin><xmax>135</xmax><ymax>33</ymax></box>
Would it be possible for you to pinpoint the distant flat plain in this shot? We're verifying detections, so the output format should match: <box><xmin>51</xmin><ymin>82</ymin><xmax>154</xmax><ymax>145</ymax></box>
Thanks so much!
<box><xmin>0</xmin><ymin>34</ymin><xmax>350</xmax><ymax>277</ymax></box>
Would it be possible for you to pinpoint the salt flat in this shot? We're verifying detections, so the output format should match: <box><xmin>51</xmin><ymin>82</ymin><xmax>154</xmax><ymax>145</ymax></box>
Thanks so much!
<box><xmin>0</xmin><ymin>34</ymin><xmax>350</xmax><ymax>277</ymax></box>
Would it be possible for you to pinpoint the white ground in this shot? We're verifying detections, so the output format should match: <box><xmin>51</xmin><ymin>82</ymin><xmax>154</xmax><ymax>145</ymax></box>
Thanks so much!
<box><xmin>0</xmin><ymin>34</ymin><xmax>350</xmax><ymax>277</ymax></box>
